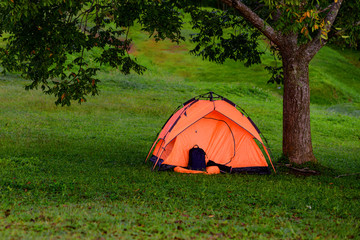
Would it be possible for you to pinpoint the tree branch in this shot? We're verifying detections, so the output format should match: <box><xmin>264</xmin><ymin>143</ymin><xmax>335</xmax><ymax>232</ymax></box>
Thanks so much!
<box><xmin>219</xmin><ymin>0</ymin><xmax>282</xmax><ymax>46</ymax></box>
<box><xmin>336</xmin><ymin>172</ymin><xmax>360</xmax><ymax>178</ymax></box>
<box><xmin>318</xmin><ymin>3</ymin><xmax>333</xmax><ymax>13</ymax></box>
<box><xmin>323</xmin><ymin>0</ymin><xmax>344</xmax><ymax>36</ymax></box>
<box><xmin>305</xmin><ymin>0</ymin><xmax>344</xmax><ymax>59</ymax></box>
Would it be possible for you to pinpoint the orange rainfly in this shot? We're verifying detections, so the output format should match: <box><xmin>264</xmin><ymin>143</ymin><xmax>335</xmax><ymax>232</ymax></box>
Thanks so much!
<box><xmin>145</xmin><ymin>92</ymin><xmax>275</xmax><ymax>174</ymax></box>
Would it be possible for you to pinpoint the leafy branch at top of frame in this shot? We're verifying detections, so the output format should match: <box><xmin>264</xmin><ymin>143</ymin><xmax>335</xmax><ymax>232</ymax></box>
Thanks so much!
<box><xmin>0</xmin><ymin>0</ymin><xmax>185</xmax><ymax>106</ymax></box>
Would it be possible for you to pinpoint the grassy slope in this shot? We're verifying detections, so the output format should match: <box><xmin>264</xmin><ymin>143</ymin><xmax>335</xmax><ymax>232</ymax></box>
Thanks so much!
<box><xmin>0</xmin><ymin>26</ymin><xmax>359</xmax><ymax>239</ymax></box>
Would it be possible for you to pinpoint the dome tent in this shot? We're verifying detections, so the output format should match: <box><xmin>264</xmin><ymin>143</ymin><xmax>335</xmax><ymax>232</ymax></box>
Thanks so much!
<box><xmin>146</xmin><ymin>92</ymin><xmax>275</xmax><ymax>174</ymax></box>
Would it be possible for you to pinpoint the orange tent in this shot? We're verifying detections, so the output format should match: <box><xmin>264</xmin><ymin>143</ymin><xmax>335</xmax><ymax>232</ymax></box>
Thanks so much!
<box><xmin>146</xmin><ymin>92</ymin><xmax>275</xmax><ymax>174</ymax></box>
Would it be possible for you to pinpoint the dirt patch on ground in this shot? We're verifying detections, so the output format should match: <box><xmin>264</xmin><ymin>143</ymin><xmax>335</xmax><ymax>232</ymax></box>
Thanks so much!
<box><xmin>166</xmin><ymin>44</ymin><xmax>188</xmax><ymax>53</ymax></box>
<box><xmin>127</xmin><ymin>43</ymin><xmax>136</xmax><ymax>54</ymax></box>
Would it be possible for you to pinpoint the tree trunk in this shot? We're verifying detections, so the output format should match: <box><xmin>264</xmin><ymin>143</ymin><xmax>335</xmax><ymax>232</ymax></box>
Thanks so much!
<box><xmin>282</xmin><ymin>53</ymin><xmax>317</xmax><ymax>164</ymax></box>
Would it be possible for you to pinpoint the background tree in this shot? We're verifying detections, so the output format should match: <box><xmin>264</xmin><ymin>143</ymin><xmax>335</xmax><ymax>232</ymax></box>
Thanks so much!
<box><xmin>0</xmin><ymin>0</ymin><xmax>359</xmax><ymax>164</ymax></box>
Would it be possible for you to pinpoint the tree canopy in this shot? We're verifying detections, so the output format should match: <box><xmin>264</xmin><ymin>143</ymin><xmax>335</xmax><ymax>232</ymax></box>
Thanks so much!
<box><xmin>0</xmin><ymin>0</ymin><xmax>184</xmax><ymax>105</ymax></box>
<box><xmin>186</xmin><ymin>0</ymin><xmax>359</xmax><ymax>82</ymax></box>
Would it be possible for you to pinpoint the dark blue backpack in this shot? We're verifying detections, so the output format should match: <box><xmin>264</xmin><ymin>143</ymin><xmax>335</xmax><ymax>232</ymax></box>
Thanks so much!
<box><xmin>188</xmin><ymin>145</ymin><xmax>206</xmax><ymax>171</ymax></box>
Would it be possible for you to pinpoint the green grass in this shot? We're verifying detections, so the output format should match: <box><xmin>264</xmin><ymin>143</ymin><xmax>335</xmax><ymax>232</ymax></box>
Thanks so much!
<box><xmin>0</xmin><ymin>28</ymin><xmax>360</xmax><ymax>239</ymax></box>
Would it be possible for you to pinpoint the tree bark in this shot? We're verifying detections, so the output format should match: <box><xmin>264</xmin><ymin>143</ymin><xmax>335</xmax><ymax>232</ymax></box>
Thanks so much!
<box><xmin>281</xmin><ymin>50</ymin><xmax>317</xmax><ymax>164</ymax></box>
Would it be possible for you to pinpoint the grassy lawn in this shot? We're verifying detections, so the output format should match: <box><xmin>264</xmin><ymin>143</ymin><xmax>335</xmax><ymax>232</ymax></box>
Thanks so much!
<box><xmin>0</xmin><ymin>28</ymin><xmax>360</xmax><ymax>239</ymax></box>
